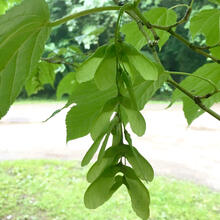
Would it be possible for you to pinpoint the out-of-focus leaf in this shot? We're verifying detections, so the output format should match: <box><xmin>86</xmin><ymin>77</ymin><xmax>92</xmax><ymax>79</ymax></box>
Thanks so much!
<box><xmin>190</xmin><ymin>9</ymin><xmax>220</xmax><ymax>46</ymax></box>
<box><xmin>25</xmin><ymin>61</ymin><xmax>61</xmax><ymax>96</ymax></box>
<box><xmin>211</xmin><ymin>47</ymin><xmax>220</xmax><ymax>59</ymax></box>
<box><xmin>56</xmin><ymin>72</ymin><xmax>76</xmax><ymax>100</ymax></box>
<box><xmin>208</xmin><ymin>0</ymin><xmax>220</xmax><ymax>5</ymax></box>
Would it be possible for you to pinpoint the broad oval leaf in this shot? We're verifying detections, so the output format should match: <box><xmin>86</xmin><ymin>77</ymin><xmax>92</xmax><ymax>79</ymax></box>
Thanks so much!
<box><xmin>75</xmin><ymin>45</ymin><xmax>107</xmax><ymax>83</ymax></box>
<box><xmin>190</xmin><ymin>9</ymin><xmax>220</xmax><ymax>45</ymax></box>
<box><xmin>121</xmin><ymin>105</ymin><xmax>146</xmax><ymax>136</ymax></box>
<box><xmin>123</xmin><ymin>166</ymin><xmax>150</xmax><ymax>220</ymax></box>
<box><xmin>94</xmin><ymin>44</ymin><xmax>116</xmax><ymax>90</ymax></box>
<box><xmin>84</xmin><ymin>165</ymin><xmax>121</xmax><ymax>209</ymax></box>
<box><xmin>0</xmin><ymin>0</ymin><xmax>51</xmax><ymax>119</ymax></box>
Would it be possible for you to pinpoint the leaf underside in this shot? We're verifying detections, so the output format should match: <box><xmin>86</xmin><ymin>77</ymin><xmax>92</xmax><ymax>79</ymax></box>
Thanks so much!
<box><xmin>0</xmin><ymin>0</ymin><xmax>51</xmax><ymax>119</ymax></box>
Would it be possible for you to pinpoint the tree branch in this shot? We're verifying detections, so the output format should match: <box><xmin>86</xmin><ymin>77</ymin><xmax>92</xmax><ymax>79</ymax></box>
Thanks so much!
<box><xmin>132</xmin><ymin>8</ymin><xmax>220</xmax><ymax>64</ymax></box>
<box><xmin>167</xmin><ymin>79</ymin><xmax>220</xmax><ymax>121</ymax></box>
<box><xmin>41</xmin><ymin>57</ymin><xmax>75</xmax><ymax>67</ymax></box>
<box><xmin>49</xmin><ymin>6</ymin><xmax>121</xmax><ymax>27</ymax></box>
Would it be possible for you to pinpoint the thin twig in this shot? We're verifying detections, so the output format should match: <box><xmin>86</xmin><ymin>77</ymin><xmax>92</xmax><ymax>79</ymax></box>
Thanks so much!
<box><xmin>41</xmin><ymin>57</ymin><xmax>75</xmax><ymax>67</ymax></box>
<box><xmin>49</xmin><ymin>6</ymin><xmax>120</xmax><ymax>27</ymax></box>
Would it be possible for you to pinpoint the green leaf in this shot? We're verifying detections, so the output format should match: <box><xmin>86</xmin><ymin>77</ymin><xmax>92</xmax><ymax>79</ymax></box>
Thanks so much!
<box><xmin>121</xmin><ymin>8</ymin><xmax>177</xmax><ymax>50</ymax></box>
<box><xmin>56</xmin><ymin>72</ymin><xmax>76</xmax><ymax>100</ymax></box>
<box><xmin>67</xmin><ymin>80</ymin><xmax>117</xmax><ymax>106</ymax></box>
<box><xmin>126</xmin><ymin>145</ymin><xmax>154</xmax><ymax>182</ymax></box>
<box><xmin>208</xmin><ymin>0</ymin><xmax>220</xmax><ymax>4</ymax></box>
<box><xmin>120</xmin><ymin>105</ymin><xmax>146</xmax><ymax>136</ymax></box>
<box><xmin>81</xmin><ymin>134</ymin><xmax>104</xmax><ymax>167</ymax></box>
<box><xmin>38</xmin><ymin>61</ymin><xmax>57</xmax><ymax>85</ymax></box>
<box><xmin>145</xmin><ymin>8</ymin><xmax>177</xmax><ymax>50</ymax></box>
<box><xmin>66</xmin><ymin>104</ymin><xmax>102</xmax><ymax>141</ymax></box>
<box><xmin>122</xmin><ymin>43</ymin><xmax>158</xmax><ymax>81</ymax></box>
<box><xmin>84</xmin><ymin>165</ymin><xmax>121</xmax><ymax>209</ymax></box>
<box><xmin>123</xmin><ymin>166</ymin><xmax>150</xmax><ymax>220</ymax></box>
<box><xmin>97</xmin><ymin>133</ymin><xmax>111</xmax><ymax>161</ymax></box>
<box><xmin>0</xmin><ymin>0</ymin><xmax>7</xmax><ymax>14</ymax></box>
<box><xmin>211</xmin><ymin>47</ymin><xmax>220</xmax><ymax>59</ymax></box>
<box><xmin>75</xmin><ymin>45</ymin><xmax>107</xmax><ymax>83</ymax></box>
<box><xmin>121</xmin><ymin>22</ymin><xmax>147</xmax><ymax>50</ymax></box>
<box><xmin>112</xmin><ymin>123</ymin><xmax>122</xmax><ymax>146</ymax></box>
<box><xmin>94</xmin><ymin>44</ymin><xmax>116</xmax><ymax>90</ymax></box>
<box><xmin>171</xmin><ymin>63</ymin><xmax>220</xmax><ymax>124</ymax></box>
<box><xmin>0</xmin><ymin>0</ymin><xmax>50</xmax><ymax>119</ymax></box>
<box><xmin>87</xmin><ymin>145</ymin><xmax>124</xmax><ymax>183</ymax></box>
<box><xmin>133</xmin><ymin>70</ymin><xmax>168</xmax><ymax>110</ymax></box>
<box><xmin>90</xmin><ymin>111</ymin><xmax>114</xmax><ymax>141</ymax></box>
<box><xmin>66</xmin><ymin>81</ymin><xmax>117</xmax><ymax>141</ymax></box>
<box><xmin>87</xmin><ymin>144</ymin><xmax>154</xmax><ymax>184</ymax></box>
<box><xmin>25</xmin><ymin>61</ymin><xmax>60</xmax><ymax>96</ymax></box>
<box><xmin>190</xmin><ymin>9</ymin><xmax>220</xmax><ymax>45</ymax></box>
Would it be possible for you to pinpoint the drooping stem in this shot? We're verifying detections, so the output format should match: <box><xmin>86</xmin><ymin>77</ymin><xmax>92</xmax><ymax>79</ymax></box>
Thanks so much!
<box><xmin>167</xmin><ymin>79</ymin><xmax>220</xmax><ymax>121</ymax></box>
<box><xmin>49</xmin><ymin>6</ymin><xmax>120</xmax><ymax>27</ymax></box>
